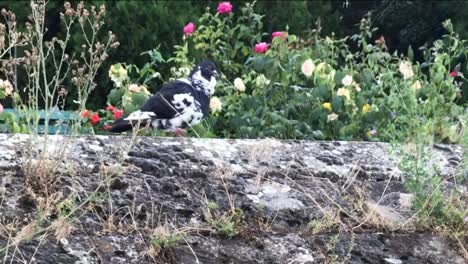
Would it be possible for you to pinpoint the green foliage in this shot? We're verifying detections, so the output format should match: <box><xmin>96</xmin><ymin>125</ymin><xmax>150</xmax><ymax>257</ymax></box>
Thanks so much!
<box><xmin>101</xmin><ymin>3</ymin><xmax>466</xmax><ymax>144</ymax></box>
<box><xmin>4</xmin><ymin>0</ymin><xmax>468</xmax><ymax>109</ymax></box>
<box><xmin>2</xmin><ymin>1</ymin><xmax>465</xmax><ymax>144</ymax></box>
<box><xmin>180</xmin><ymin>7</ymin><xmax>464</xmax><ymax>142</ymax></box>
<box><xmin>150</xmin><ymin>231</ymin><xmax>182</xmax><ymax>250</ymax></box>
<box><xmin>204</xmin><ymin>201</ymin><xmax>243</xmax><ymax>237</ymax></box>
<box><xmin>395</xmin><ymin>134</ymin><xmax>467</xmax><ymax>230</ymax></box>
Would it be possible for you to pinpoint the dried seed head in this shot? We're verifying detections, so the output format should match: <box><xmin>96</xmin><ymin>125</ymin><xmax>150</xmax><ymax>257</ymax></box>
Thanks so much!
<box><xmin>82</xmin><ymin>8</ymin><xmax>89</xmax><ymax>18</ymax></box>
<box><xmin>95</xmin><ymin>42</ymin><xmax>104</xmax><ymax>51</ymax></box>
<box><xmin>100</xmin><ymin>52</ymin><xmax>108</xmax><ymax>61</ymax></box>
<box><xmin>91</xmin><ymin>5</ymin><xmax>97</xmax><ymax>17</ymax></box>
<box><xmin>110</xmin><ymin>41</ymin><xmax>120</xmax><ymax>49</ymax></box>
<box><xmin>76</xmin><ymin>2</ymin><xmax>83</xmax><ymax>14</ymax></box>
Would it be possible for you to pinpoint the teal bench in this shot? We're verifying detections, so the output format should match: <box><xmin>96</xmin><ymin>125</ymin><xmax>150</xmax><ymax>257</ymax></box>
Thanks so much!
<box><xmin>0</xmin><ymin>108</ymin><xmax>79</xmax><ymax>134</ymax></box>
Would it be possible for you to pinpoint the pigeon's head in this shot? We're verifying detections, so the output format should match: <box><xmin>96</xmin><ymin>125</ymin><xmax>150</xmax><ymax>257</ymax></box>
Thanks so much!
<box><xmin>194</xmin><ymin>60</ymin><xmax>220</xmax><ymax>81</ymax></box>
<box><xmin>189</xmin><ymin>60</ymin><xmax>220</xmax><ymax>96</ymax></box>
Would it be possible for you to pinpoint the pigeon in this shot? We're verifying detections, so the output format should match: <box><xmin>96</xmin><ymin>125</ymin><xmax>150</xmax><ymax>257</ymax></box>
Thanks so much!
<box><xmin>110</xmin><ymin>60</ymin><xmax>220</xmax><ymax>135</ymax></box>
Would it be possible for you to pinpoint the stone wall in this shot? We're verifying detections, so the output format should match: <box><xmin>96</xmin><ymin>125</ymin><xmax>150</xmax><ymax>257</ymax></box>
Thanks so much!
<box><xmin>0</xmin><ymin>134</ymin><xmax>465</xmax><ymax>263</ymax></box>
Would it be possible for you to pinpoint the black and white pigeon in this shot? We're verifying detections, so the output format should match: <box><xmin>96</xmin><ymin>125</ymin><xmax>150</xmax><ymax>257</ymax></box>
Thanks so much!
<box><xmin>110</xmin><ymin>60</ymin><xmax>220</xmax><ymax>135</ymax></box>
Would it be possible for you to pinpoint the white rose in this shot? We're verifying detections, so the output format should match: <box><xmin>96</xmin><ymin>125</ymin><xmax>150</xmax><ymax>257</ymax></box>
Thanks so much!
<box><xmin>399</xmin><ymin>61</ymin><xmax>414</xmax><ymax>80</ymax></box>
<box><xmin>327</xmin><ymin>113</ymin><xmax>339</xmax><ymax>122</ymax></box>
<box><xmin>209</xmin><ymin>96</ymin><xmax>222</xmax><ymax>113</ymax></box>
<box><xmin>3</xmin><ymin>80</ymin><xmax>13</xmax><ymax>95</ymax></box>
<box><xmin>301</xmin><ymin>59</ymin><xmax>315</xmax><ymax>77</ymax></box>
<box><xmin>337</xmin><ymin>87</ymin><xmax>351</xmax><ymax>100</ymax></box>
<box><xmin>354</xmin><ymin>82</ymin><xmax>361</xmax><ymax>92</ymax></box>
<box><xmin>0</xmin><ymin>79</ymin><xmax>13</xmax><ymax>95</ymax></box>
<box><xmin>411</xmin><ymin>80</ymin><xmax>421</xmax><ymax>90</ymax></box>
<box><xmin>342</xmin><ymin>74</ymin><xmax>353</xmax><ymax>86</ymax></box>
<box><xmin>233</xmin><ymin>78</ymin><xmax>246</xmax><ymax>92</ymax></box>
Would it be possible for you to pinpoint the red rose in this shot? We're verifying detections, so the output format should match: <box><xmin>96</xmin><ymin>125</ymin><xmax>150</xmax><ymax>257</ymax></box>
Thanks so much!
<box><xmin>90</xmin><ymin>113</ymin><xmax>100</xmax><ymax>124</ymax></box>
<box><xmin>81</xmin><ymin>110</ymin><xmax>90</xmax><ymax>118</ymax></box>
<box><xmin>106</xmin><ymin>105</ymin><xmax>115</xmax><ymax>112</ymax></box>
<box><xmin>450</xmin><ymin>71</ymin><xmax>458</xmax><ymax>77</ymax></box>
<box><xmin>103</xmin><ymin>124</ymin><xmax>112</xmax><ymax>130</ymax></box>
<box><xmin>113</xmin><ymin>109</ymin><xmax>124</xmax><ymax>120</ymax></box>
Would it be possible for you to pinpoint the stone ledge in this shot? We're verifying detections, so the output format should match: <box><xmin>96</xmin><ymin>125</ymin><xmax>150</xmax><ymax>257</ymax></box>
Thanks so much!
<box><xmin>0</xmin><ymin>134</ymin><xmax>465</xmax><ymax>263</ymax></box>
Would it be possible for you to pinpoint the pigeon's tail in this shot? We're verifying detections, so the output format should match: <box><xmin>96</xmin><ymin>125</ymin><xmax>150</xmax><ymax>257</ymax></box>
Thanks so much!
<box><xmin>109</xmin><ymin>117</ymin><xmax>134</xmax><ymax>133</ymax></box>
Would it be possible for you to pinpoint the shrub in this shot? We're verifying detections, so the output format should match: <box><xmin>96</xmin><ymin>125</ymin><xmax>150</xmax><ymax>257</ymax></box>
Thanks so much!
<box><xmin>102</xmin><ymin>2</ymin><xmax>466</xmax><ymax>143</ymax></box>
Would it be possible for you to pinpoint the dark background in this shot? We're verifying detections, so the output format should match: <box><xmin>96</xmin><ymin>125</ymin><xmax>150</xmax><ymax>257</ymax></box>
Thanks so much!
<box><xmin>2</xmin><ymin>0</ymin><xmax>467</xmax><ymax>109</ymax></box>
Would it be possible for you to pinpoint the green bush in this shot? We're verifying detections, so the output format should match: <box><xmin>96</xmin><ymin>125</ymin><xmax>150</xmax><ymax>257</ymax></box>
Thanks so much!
<box><xmin>100</xmin><ymin>2</ymin><xmax>466</xmax><ymax>143</ymax></box>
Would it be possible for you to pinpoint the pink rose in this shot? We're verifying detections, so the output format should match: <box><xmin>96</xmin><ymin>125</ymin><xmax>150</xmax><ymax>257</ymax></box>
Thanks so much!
<box><xmin>254</xmin><ymin>42</ymin><xmax>268</xmax><ymax>54</ymax></box>
<box><xmin>0</xmin><ymin>103</ymin><xmax>3</xmax><ymax>113</ymax></box>
<box><xmin>183</xmin><ymin>22</ymin><xmax>195</xmax><ymax>36</ymax></box>
<box><xmin>217</xmin><ymin>2</ymin><xmax>232</xmax><ymax>14</ymax></box>
<box><xmin>128</xmin><ymin>84</ymin><xmax>141</xmax><ymax>93</ymax></box>
<box><xmin>272</xmin><ymin>31</ymin><xmax>286</xmax><ymax>40</ymax></box>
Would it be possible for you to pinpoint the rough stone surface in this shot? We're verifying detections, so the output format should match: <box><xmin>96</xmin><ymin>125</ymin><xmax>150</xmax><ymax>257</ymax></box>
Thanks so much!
<box><xmin>0</xmin><ymin>134</ymin><xmax>466</xmax><ymax>264</ymax></box>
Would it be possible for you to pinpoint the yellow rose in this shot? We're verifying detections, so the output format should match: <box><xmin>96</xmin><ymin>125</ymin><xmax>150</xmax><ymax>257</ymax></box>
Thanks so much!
<box><xmin>322</xmin><ymin>102</ymin><xmax>332</xmax><ymax>111</ymax></box>
<box><xmin>411</xmin><ymin>80</ymin><xmax>421</xmax><ymax>90</ymax></box>
<box><xmin>362</xmin><ymin>104</ymin><xmax>371</xmax><ymax>113</ymax></box>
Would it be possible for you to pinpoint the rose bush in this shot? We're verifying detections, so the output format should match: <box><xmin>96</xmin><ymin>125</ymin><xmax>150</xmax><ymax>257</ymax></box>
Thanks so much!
<box><xmin>187</xmin><ymin>2</ymin><xmax>465</xmax><ymax>142</ymax></box>
<box><xmin>97</xmin><ymin>1</ymin><xmax>466</xmax><ymax>142</ymax></box>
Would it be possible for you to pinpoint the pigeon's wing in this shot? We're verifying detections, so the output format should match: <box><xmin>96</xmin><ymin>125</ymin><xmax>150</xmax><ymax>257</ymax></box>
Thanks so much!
<box><xmin>140</xmin><ymin>81</ymin><xmax>197</xmax><ymax>119</ymax></box>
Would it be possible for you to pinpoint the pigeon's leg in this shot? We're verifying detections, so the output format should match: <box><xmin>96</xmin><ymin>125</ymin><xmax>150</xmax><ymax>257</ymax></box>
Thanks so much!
<box><xmin>175</xmin><ymin>128</ymin><xmax>186</xmax><ymax>137</ymax></box>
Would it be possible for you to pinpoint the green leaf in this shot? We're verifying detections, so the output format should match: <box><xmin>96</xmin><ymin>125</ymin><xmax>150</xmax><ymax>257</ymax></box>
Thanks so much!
<box><xmin>331</xmin><ymin>96</ymin><xmax>343</xmax><ymax>112</ymax></box>
<box><xmin>131</xmin><ymin>93</ymin><xmax>149</xmax><ymax>107</ymax></box>
<box><xmin>311</xmin><ymin>130</ymin><xmax>325</xmax><ymax>140</ymax></box>
<box><xmin>407</xmin><ymin>45</ymin><xmax>414</xmax><ymax>61</ymax></box>
<box><xmin>108</xmin><ymin>88</ymin><xmax>124</xmax><ymax>106</ymax></box>
<box><xmin>312</xmin><ymin>85</ymin><xmax>330</xmax><ymax>100</ymax></box>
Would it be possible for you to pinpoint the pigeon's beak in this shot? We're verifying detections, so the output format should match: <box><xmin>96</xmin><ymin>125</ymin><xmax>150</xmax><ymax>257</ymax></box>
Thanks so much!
<box><xmin>213</xmin><ymin>70</ymin><xmax>220</xmax><ymax>80</ymax></box>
